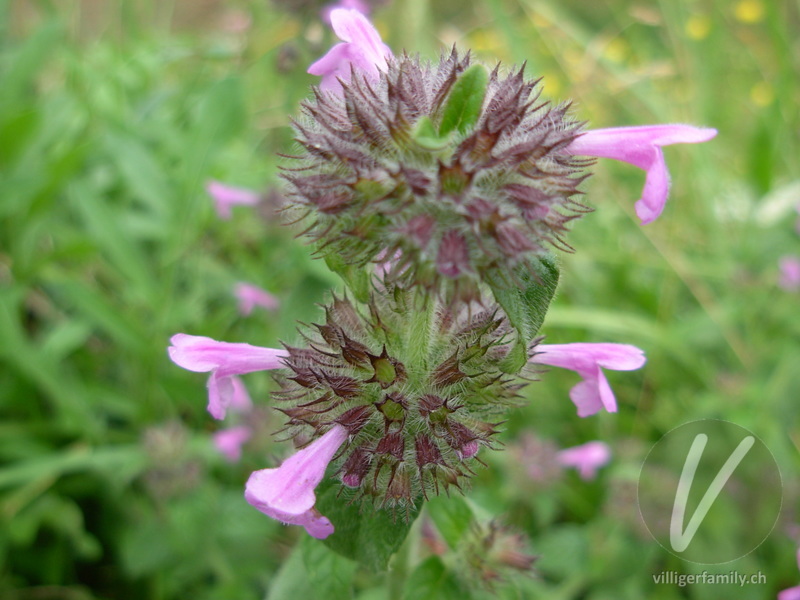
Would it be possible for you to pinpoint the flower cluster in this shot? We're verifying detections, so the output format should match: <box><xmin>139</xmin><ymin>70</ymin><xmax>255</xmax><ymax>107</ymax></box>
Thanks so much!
<box><xmin>273</xmin><ymin>290</ymin><xmax>518</xmax><ymax>514</ymax></box>
<box><xmin>168</xmin><ymin>7</ymin><xmax>716</xmax><ymax>544</ymax></box>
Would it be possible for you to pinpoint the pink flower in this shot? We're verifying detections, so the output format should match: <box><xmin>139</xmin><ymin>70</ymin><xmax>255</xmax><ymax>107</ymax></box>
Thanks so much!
<box><xmin>168</xmin><ymin>333</ymin><xmax>287</xmax><ymax>420</ymax></box>
<box><xmin>557</xmin><ymin>441</ymin><xmax>612</xmax><ymax>480</ymax></box>
<box><xmin>778</xmin><ymin>549</ymin><xmax>800</xmax><ymax>600</ymax></box>
<box><xmin>245</xmin><ymin>425</ymin><xmax>348</xmax><ymax>539</ymax></box>
<box><xmin>530</xmin><ymin>343</ymin><xmax>646</xmax><ymax>417</ymax></box>
<box><xmin>322</xmin><ymin>0</ymin><xmax>372</xmax><ymax>24</ymax></box>
<box><xmin>308</xmin><ymin>8</ymin><xmax>392</xmax><ymax>94</ymax></box>
<box><xmin>566</xmin><ymin>125</ymin><xmax>718</xmax><ymax>224</ymax></box>
<box><xmin>234</xmin><ymin>282</ymin><xmax>280</xmax><ymax>315</ymax></box>
<box><xmin>206</xmin><ymin>180</ymin><xmax>260</xmax><ymax>220</ymax></box>
<box><xmin>779</xmin><ymin>256</ymin><xmax>800</xmax><ymax>291</ymax></box>
<box><xmin>214</xmin><ymin>425</ymin><xmax>253</xmax><ymax>462</ymax></box>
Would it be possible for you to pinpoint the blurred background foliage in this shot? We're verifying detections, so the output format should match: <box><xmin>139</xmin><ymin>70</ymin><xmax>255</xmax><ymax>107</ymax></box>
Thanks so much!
<box><xmin>1</xmin><ymin>0</ymin><xmax>798</xmax><ymax>598</ymax></box>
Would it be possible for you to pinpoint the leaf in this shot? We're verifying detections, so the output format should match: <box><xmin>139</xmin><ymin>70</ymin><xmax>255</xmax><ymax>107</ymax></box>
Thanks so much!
<box><xmin>413</xmin><ymin>116</ymin><xmax>450</xmax><ymax>150</ymax></box>
<box><xmin>439</xmin><ymin>64</ymin><xmax>489</xmax><ymax>137</ymax></box>
<box><xmin>323</xmin><ymin>253</ymin><xmax>372</xmax><ymax>303</ymax></box>
<box><xmin>402</xmin><ymin>557</ymin><xmax>465</xmax><ymax>600</ymax></box>
<box><xmin>489</xmin><ymin>256</ymin><xmax>560</xmax><ymax>373</ymax></box>
<box><xmin>1</xmin><ymin>20</ymin><xmax>61</xmax><ymax>106</ymax></box>
<box><xmin>425</xmin><ymin>495</ymin><xmax>474</xmax><ymax>550</ymax></box>
<box><xmin>314</xmin><ymin>475</ymin><xmax>423</xmax><ymax>571</ymax></box>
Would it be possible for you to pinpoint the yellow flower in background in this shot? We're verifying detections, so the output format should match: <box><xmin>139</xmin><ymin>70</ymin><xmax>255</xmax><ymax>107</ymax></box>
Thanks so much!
<box><xmin>734</xmin><ymin>0</ymin><xmax>764</xmax><ymax>23</ymax></box>
<box><xmin>685</xmin><ymin>14</ymin><xmax>711</xmax><ymax>40</ymax></box>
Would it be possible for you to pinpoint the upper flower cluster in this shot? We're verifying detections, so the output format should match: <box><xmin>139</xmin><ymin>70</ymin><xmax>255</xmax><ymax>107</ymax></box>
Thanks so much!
<box><xmin>292</xmin><ymin>45</ymin><xmax>589</xmax><ymax>300</ymax></box>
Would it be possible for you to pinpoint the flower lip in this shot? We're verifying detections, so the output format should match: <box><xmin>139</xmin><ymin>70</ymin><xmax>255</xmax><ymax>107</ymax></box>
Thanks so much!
<box><xmin>244</xmin><ymin>425</ymin><xmax>348</xmax><ymax>539</ymax></box>
<box><xmin>566</xmin><ymin>124</ymin><xmax>718</xmax><ymax>225</ymax></box>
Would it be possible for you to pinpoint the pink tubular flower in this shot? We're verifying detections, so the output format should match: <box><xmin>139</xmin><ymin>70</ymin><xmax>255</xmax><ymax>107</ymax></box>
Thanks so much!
<box><xmin>206</xmin><ymin>180</ymin><xmax>261</xmax><ymax>220</ymax></box>
<box><xmin>214</xmin><ymin>425</ymin><xmax>253</xmax><ymax>462</ymax></box>
<box><xmin>566</xmin><ymin>125</ymin><xmax>718</xmax><ymax>224</ymax></box>
<box><xmin>779</xmin><ymin>549</ymin><xmax>800</xmax><ymax>600</ymax></box>
<box><xmin>530</xmin><ymin>343</ymin><xmax>646</xmax><ymax>417</ymax></box>
<box><xmin>308</xmin><ymin>8</ymin><xmax>392</xmax><ymax>94</ymax></box>
<box><xmin>234</xmin><ymin>282</ymin><xmax>280</xmax><ymax>315</ymax></box>
<box><xmin>779</xmin><ymin>256</ymin><xmax>800</xmax><ymax>292</ymax></box>
<box><xmin>168</xmin><ymin>334</ymin><xmax>287</xmax><ymax>420</ymax></box>
<box><xmin>245</xmin><ymin>425</ymin><xmax>348</xmax><ymax>539</ymax></box>
<box><xmin>557</xmin><ymin>441</ymin><xmax>612</xmax><ymax>480</ymax></box>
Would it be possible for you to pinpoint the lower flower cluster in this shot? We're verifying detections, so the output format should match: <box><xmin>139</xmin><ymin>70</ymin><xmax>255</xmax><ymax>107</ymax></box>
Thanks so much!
<box><xmin>273</xmin><ymin>290</ymin><xmax>518</xmax><ymax>515</ymax></box>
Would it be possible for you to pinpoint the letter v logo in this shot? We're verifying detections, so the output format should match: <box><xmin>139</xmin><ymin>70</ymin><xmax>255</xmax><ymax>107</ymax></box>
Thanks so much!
<box><xmin>669</xmin><ymin>433</ymin><xmax>755</xmax><ymax>552</ymax></box>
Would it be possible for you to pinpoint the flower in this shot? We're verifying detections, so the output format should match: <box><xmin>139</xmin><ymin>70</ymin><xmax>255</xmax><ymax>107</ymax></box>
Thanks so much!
<box><xmin>234</xmin><ymin>282</ymin><xmax>280</xmax><ymax>315</ymax></box>
<box><xmin>322</xmin><ymin>0</ymin><xmax>372</xmax><ymax>23</ymax></box>
<box><xmin>244</xmin><ymin>424</ymin><xmax>348</xmax><ymax>539</ymax></box>
<box><xmin>566</xmin><ymin>125</ymin><xmax>718</xmax><ymax>224</ymax></box>
<box><xmin>556</xmin><ymin>441</ymin><xmax>612</xmax><ymax>480</ymax></box>
<box><xmin>779</xmin><ymin>256</ymin><xmax>800</xmax><ymax>291</ymax></box>
<box><xmin>778</xmin><ymin>549</ymin><xmax>800</xmax><ymax>600</ymax></box>
<box><xmin>168</xmin><ymin>333</ymin><xmax>287</xmax><ymax>420</ymax></box>
<box><xmin>273</xmin><ymin>293</ymin><xmax>512</xmax><ymax>509</ymax></box>
<box><xmin>206</xmin><ymin>180</ymin><xmax>261</xmax><ymax>220</ymax></box>
<box><xmin>530</xmin><ymin>343</ymin><xmax>646</xmax><ymax>417</ymax></box>
<box><xmin>307</xmin><ymin>8</ymin><xmax>391</xmax><ymax>94</ymax></box>
<box><xmin>214</xmin><ymin>426</ymin><xmax>253</xmax><ymax>462</ymax></box>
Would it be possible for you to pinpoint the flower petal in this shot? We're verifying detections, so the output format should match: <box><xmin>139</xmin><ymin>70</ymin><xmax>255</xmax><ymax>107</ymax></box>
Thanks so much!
<box><xmin>531</xmin><ymin>343</ymin><xmax>645</xmax><ymax>417</ymax></box>
<box><xmin>566</xmin><ymin>125</ymin><xmax>717</xmax><ymax>224</ymax></box>
<box><xmin>168</xmin><ymin>334</ymin><xmax>287</xmax><ymax>419</ymax></box>
<box><xmin>244</xmin><ymin>425</ymin><xmax>348</xmax><ymax>539</ymax></box>
<box><xmin>308</xmin><ymin>9</ymin><xmax>391</xmax><ymax>94</ymax></box>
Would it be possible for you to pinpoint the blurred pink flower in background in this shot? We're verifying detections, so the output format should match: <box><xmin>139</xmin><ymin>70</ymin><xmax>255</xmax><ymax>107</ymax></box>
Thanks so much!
<box><xmin>235</xmin><ymin>282</ymin><xmax>280</xmax><ymax>315</ymax></box>
<box><xmin>530</xmin><ymin>343</ymin><xmax>646</xmax><ymax>417</ymax></box>
<box><xmin>779</xmin><ymin>256</ymin><xmax>800</xmax><ymax>291</ymax></box>
<box><xmin>557</xmin><ymin>441</ymin><xmax>612</xmax><ymax>480</ymax></box>
<box><xmin>245</xmin><ymin>425</ymin><xmax>348</xmax><ymax>538</ymax></box>
<box><xmin>206</xmin><ymin>180</ymin><xmax>261</xmax><ymax>220</ymax></box>
<box><xmin>213</xmin><ymin>426</ymin><xmax>253</xmax><ymax>462</ymax></box>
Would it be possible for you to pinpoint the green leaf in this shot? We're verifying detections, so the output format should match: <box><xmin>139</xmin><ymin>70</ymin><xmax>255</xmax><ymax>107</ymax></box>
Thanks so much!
<box><xmin>413</xmin><ymin>116</ymin><xmax>450</xmax><ymax>150</ymax></box>
<box><xmin>439</xmin><ymin>64</ymin><xmax>489</xmax><ymax>137</ymax></box>
<box><xmin>1</xmin><ymin>20</ymin><xmax>62</xmax><ymax>106</ymax></box>
<box><xmin>403</xmin><ymin>557</ymin><xmax>465</xmax><ymax>600</ymax></box>
<box><xmin>425</xmin><ymin>495</ymin><xmax>474</xmax><ymax>550</ymax></box>
<box><xmin>266</xmin><ymin>535</ymin><xmax>357</xmax><ymax>600</ymax></box>
<box><xmin>324</xmin><ymin>253</ymin><xmax>372</xmax><ymax>303</ymax></box>
<box><xmin>314</xmin><ymin>475</ymin><xmax>423</xmax><ymax>571</ymax></box>
<box><xmin>489</xmin><ymin>256</ymin><xmax>560</xmax><ymax>373</ymax></box>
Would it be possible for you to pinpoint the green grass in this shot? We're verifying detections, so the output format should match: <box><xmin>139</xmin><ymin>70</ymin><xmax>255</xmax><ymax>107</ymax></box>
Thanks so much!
<box><xmin>1</xmin><ymin>0</ymin><xmax>798</xmax><ymax>598</ymax></box>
